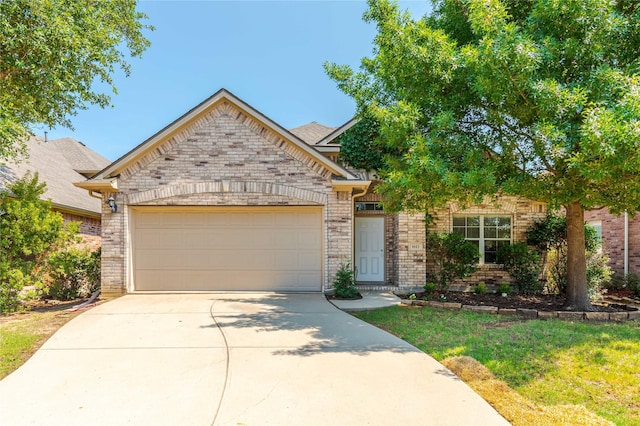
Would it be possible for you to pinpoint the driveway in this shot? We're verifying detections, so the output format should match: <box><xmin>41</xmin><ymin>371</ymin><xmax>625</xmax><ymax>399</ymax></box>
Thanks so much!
<box><xmin>0</xmin><ymin>293</ymin><xmax>508</xmax><ymax>425</ymax></box>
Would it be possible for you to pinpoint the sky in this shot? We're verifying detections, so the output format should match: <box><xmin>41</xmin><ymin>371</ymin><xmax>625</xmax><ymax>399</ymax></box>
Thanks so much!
<box><xmin>41</xmin><ymin>1</ymin><xmax>430</xmax><ymax>161</ymax></box>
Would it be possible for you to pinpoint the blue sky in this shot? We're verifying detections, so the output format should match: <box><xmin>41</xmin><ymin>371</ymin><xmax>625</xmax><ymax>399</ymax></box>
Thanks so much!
<box><xmin>42</xmin><ymin>1</ymin><xmax>429</xmax><ymax>161</ymax></box>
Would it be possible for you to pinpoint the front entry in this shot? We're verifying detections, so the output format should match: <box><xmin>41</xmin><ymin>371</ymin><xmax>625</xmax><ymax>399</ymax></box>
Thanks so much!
<box><xmin>355</xmin><ymin>217</ymin><xmax>384</xmax><ymax>282</ymax></box>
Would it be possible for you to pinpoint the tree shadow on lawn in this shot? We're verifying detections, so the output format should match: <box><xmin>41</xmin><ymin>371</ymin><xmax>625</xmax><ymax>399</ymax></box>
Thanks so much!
<box><xmin>198</xmin><ymin>293</ymin><xmax>421</xmax><ymax>357</ymax></box>
<box><xmin>356</xmin><ymin>306</ymin><xmax>640</xmax><ymax>388</ymax></box>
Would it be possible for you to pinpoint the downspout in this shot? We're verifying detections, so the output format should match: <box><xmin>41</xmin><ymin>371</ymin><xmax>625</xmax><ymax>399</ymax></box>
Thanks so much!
<box><xmin>624</xmin><ymin>211</ymin><xmax>629</xmax><ymax>276</ymax></box>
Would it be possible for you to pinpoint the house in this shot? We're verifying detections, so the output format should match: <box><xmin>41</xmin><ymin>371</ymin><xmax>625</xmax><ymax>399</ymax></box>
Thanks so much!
<box><xmin>584</xmin><ymin>208</ymin><xmax>640</xmax><ymax>276</ymax></box>
<box><xmin>76</xmin><ymin>89</ymin><xmax>547</xmax><ymax>296</ymax></box>
<box><xmin>0</xmin><ymin>135</ymin><xmax>111</xmax><ymax>242</ymax></box>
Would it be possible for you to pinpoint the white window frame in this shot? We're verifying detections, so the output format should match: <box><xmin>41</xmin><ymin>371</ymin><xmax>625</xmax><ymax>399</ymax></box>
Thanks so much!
<box><xmin>452</xmin><ymin>214</ymin><xmax>513</xmax><ymax>265</ymax></box>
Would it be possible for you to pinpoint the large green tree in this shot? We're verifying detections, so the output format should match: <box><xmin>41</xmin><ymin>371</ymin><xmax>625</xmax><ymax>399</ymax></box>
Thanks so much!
<box><xmin>326</xmin><ymin>0</ymin><xmax>640</xmax><ymax>311</ymax></box>
<box><xmin>0</xmin><ymin>0</ymin><xmax>151</xmax><ymax>160</ymax></box>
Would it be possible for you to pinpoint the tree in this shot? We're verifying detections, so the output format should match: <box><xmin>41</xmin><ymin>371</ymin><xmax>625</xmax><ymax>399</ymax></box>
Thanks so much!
<box><xmin>326</xmin><ymin>0</ymin><xmax>640</xmax><ymax>311</ymax></box>
<box><xmin>0</xmin><ymin>0</ymin><xmax>151</xmax><ymax>160</ymax></box>
<box><xmin>0</xmin><ymin>172</ymin><xmax>77</xmax><ymax>311</ymax></box>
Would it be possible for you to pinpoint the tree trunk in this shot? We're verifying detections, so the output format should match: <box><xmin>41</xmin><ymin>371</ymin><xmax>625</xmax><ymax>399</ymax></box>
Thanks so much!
<box><xmin>563</xmin><ymin>202</ymin><xmax>594</xmax><ymax>311</ymax></box>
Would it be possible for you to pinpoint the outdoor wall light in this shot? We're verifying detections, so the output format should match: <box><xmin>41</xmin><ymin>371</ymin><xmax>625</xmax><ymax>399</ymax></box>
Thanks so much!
<box><xmin>107</xmin><ymin>195</ymin><xmax>118</xmax><ymax>213</ymax></box>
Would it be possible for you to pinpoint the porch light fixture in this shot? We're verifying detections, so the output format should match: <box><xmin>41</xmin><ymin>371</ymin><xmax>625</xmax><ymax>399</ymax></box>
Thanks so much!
<box><xmin>107</xmin><ymin>195</ymin><xmax>118</xmax><ymax>213</ymax></box>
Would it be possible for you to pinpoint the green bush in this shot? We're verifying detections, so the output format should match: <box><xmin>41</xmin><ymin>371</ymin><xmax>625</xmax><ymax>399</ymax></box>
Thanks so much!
<box><xmin>0</xmin><ymin>172</ymin><xmax>79</xmax><ymax>312</ymax></box>
<box><xmin>45</xmin><ymin>247</ymin><xmax>101</xmax><ymax>301</ymax></box>
<box><xmin>628</xmin><ymin>273</ymin><xmax>640</xmax><ymax>296</ymax></box>
<box><xmin>426</xmin><ymin>232</ymin><xmax>480</xmax><ymax>291</ymax></box>
<box><xmin>497</xmin><ymin>242</ymin><xmax>543</xmax><ymax>294</ymax></box>
<box><xmin>332</xmin><ymin>261</ymin><xmax>358</xmax><ymax>299</ymax></box>
<box><xmin>474</xmin><ymin>282</ymin><xmax>488</xmax><ymax>294</ymax></box>
<box><xmin>526</xmin><ymin>213</ymin><xmax>613</xmax><ymax>300</ymax></box>
<box><xmin>497</xmin><ymin>282</ymin><xmax>511</xmax><ymax>295</ymax></box>
<box><xmin>423</xmin><ymin>282</ymin><xmax>437</xmax><ymax>293</ymax></box>
<box><xmin>609</xmin><ymin>273</ymin><xmax>640</xmax><ymax>296</ymax></box>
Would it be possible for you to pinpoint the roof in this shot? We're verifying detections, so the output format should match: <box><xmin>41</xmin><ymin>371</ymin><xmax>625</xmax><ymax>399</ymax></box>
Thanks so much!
<box><xmin>0</xmin><ymin>136</ymin><xmax>110</xmax><ymax>217</ymax></box>
<box><xmin>289</xmin><ymin>121</ymin><xmax>336</xmax><ymax>145</ymax></box>
<box><xmin>47</xmin><ymin>137</ymin><xmax>110</xmax><ymax>174</ymax></box>
<box><xmin>89</xmin><ymin>88</ymin><xmax>359</xmax><ymax>182</ymax></box>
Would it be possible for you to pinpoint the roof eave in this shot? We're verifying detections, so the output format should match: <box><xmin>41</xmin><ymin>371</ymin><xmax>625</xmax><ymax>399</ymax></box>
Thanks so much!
<box><xmin>73</xmin><ymin>179</ymin><xmax>118</xmax><ymax>192</ymax></box>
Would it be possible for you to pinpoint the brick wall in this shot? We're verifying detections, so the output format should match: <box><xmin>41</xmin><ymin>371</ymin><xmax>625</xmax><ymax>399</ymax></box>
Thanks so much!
<box><xmin>59</xmin><ymin>211</ymin><xmax>101</xmax><ymax>236</ymax></box>
<box><xmin>101</xmin><ymin>100</ymin><xmax>353</xmax><ymax>294</ymax></box>
<box><xmin>585</xmin><ymin>208</ymin><xmax>640</xmax><ymax>275</ymax></box>
<box><xmin>427</xmin><ymin>196</ymin><xmax>547</xmax><ymax>290</ymax></box>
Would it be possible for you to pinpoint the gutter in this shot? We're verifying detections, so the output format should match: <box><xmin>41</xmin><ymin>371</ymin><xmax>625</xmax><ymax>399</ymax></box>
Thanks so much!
<box><xmin>624</xmin><ymin>212</ymin><xmax>629</xmax><ymax>276</ymax></box>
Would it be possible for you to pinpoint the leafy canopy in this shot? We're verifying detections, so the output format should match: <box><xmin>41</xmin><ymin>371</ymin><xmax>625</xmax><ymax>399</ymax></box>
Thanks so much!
<box><xmin>0</xmin><ymin>0</ymin><xmax>151</xmax><ymax>160</ymax></box>
<box><xmin>325</xmin><ymin>0</ymin><xmax>640</xmax><ymax>214</ymax></box>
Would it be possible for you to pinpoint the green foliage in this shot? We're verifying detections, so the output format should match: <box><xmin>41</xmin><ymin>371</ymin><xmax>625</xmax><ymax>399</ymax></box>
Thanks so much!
<box><xmin>529</xmin><ymin>217</ymin><xmax>612</xmax><ymax>300</ymax></box>
<box><xmin>45</xmin><ymin>247</ymin><xmax>101</xmax><ymax>300</ymax></box>
<box><xmin>0</xmin><ymin>172</ymin><xmax>77</xmax><ymax>311</ymax></box>
<box><xmin>423</xmin><ymin>282</ymin><xmax>437</xmax><ymax>293</ymax></box>
<box><xmin>607</xmin><ymin>273</ymin><xmax>640</xmax><ymax>297</ymax></box>
<box><xmin>426</xmin><ymin>232</ymin><xmax>480</xmax><ymax>291</ymax></box>
<box><xmin>497</xmin><ymin>242</ymin><xmax>542</xmax><ymax>294</ymax></box>
<box><xmin>336</xmin><ymin>115</ymin><xmax>387</xmax><ymax>171</ymax></box>
<box><xmin>497</xmin><ymin>282</ymin><xmax>511</xmax><ymax>295</ymax></box>
<box><xmin>332</xmin><ymin>261</ymin><xmax>358</xmax><ymax>299</ymax></box>
<box><xmin>474</xmin><ymin>282</ymin><xmax>487</xmax><ymax>294</ymax></box>
<box><xmin>0</xmin><ymin>0</ymin><xmax>152</xmax><ymax>160</ymax></box>
<box><xmin>326</xmin><ymin>0</ymin><xmax>640</xmax><ymax>308</ymax></box>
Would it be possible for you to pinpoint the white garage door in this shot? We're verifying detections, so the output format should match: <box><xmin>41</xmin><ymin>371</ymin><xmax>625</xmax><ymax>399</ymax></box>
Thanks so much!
<box><xmin>132</xmin><ymin>207</ymin><xmax>322</xmax><ymax>291</ymax></box>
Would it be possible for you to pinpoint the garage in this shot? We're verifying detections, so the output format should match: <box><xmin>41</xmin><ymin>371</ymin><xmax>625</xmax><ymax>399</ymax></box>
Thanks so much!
<box><xmin>132</xmin><ymin>207</ymin><xmax>322</xmax><ymax>292</ymax></box>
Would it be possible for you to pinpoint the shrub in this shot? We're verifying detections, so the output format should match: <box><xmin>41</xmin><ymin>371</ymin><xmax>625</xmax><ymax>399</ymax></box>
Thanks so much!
<box><xmin>628</xmin><ymin>273</ymin><xmax>640</xmax><ymax>296</ymax></box>
<box><xmin>474</xmin><ymin>282</ymin><xmax>487</xmax><ymax>294</ymax></box>
<box><xmin>45</xmin><ymin>247</ymin><xmax>101</xmax><ymax>300</ymax></box>
<box><xmin>497</xmin><ymin>242</ymin><xmax>542</xmax><ymax>294</ymax></box>
<box><xmin>426</xmin><ymin>232</ymin><xmax>480</xmax><ymax>291</ymax></box>
<box><xmin>332</xmin><ymin>261</ymin><xmax>358</xmax><ymax>299</ymax></box>
<box><xmin>0</xmin><ymin>172</ymin><xmax>78</xmax><ymax>312</ymax></box>
<box><xmin>526</xmin><ymin>214</ymin><xmax>613</xmax><ymax>301</ymax></box>
<box><xmin>497</xmin><ymin>282</ymin><xmax>511</xmax><ymax>295</ymax></box>
<box><xmin>423</xmin><ymin>282</ymin><xmax>437</xmax><ymax>293</ymax></box>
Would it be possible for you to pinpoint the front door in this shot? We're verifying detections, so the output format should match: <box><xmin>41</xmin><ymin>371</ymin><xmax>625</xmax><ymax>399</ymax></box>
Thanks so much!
<box><xmin>355</xmin><ymin>217</ymin><xmax>384</xmax><ymax>282</ymax></box>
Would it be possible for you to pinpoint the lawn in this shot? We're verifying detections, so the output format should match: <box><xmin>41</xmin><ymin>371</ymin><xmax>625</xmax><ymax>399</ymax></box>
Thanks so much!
<box><xmin>0</xmin><ymin>309</ymin><xmax>82</xmax><ymax>380</ymax></box>
<box><xmin>354</xmin><ymin>306</ymin><xmax>640</xmax><ymax>426</ymax></box>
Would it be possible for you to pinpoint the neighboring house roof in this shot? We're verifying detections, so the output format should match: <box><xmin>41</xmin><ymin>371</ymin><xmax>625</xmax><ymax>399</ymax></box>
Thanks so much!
<box><xmin>0</xmin><ymin>136</ymin><xmax>110</xmax><ymax>217</ymax></box>
<box><xmin>289</xmin><ymin>121</ymin><xmax>336</xmax><ymax>145</ymax></box>
<box><xmin>316</xmin><ymin>118</ymin><xmax>358</xmax><ymax>145</ymax></box>
<box><xmin>87</xmin><ymin>88</ymin><xmax>359</xmax><ymax>182</ymax></box>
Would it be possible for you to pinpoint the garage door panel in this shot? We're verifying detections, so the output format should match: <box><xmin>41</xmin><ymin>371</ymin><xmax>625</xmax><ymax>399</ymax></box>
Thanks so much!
<box><xmin>134</xmin><ymin>208</ymin><xmax>322</xmax><ymax>291</ymax></box>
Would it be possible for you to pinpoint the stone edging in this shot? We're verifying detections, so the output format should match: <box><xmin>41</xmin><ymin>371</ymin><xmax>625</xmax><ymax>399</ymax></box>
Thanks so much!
<box><xmin>400</xmin><ymin>299</ymin><xmax>640</xmax><ymax>321</ymax></box>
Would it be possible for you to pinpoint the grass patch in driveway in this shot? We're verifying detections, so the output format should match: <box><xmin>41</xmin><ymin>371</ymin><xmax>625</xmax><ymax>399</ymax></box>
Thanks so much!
<box><xmin>1</xmin><ymin>310</ymin><xmax>81</xmax><ymax>380</ymax></box>
<box><xmin>353</xmin><ymin>306</ymin><xmax>640</xmax><ymax>426</ymax></box>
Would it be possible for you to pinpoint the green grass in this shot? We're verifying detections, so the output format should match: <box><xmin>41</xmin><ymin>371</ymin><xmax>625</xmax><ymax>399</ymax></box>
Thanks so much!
<box><xmin>1</xmin><ymin>310</ymin><xmax>80</xmax><ymax>380</ymax></box>
<box><xmin>354</xmin><ymin>306</ymin><xmax>640</xmax><ymax>426</ymax></box>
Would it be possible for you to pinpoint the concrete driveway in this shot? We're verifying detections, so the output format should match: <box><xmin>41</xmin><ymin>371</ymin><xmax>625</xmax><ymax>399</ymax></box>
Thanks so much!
<box><xmin>0</xmin><ymin>293</ymin><xmax>508</xmax><ymax>425</ymax></box>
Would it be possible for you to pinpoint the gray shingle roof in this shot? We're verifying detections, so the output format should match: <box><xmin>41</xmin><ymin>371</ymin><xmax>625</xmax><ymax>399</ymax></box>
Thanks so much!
<box><xmin>289</xmin><ymin>121</ymin><xmax>336</xmax><ymax>145</ymax></box>
<box><xmin>0</xmin><ymin>136</ymin><xmax>110</xmax><ymax>216</ymax></box>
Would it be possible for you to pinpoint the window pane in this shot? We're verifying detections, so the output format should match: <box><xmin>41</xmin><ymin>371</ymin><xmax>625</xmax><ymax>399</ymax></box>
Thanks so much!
<box><xmin>453</xmin><ymin>217</ymin><xmax>465</xmax><ymax>226</ymax></box>
<box><xmin>485</xmin><ymin>240</ymin><xmax>498</xmax><ymax>251</ymax></box>
<box><xmin>484</xmin><ymin>216</ymin><xmax>498</xmax><ymax>227</ymax></box>
<box><xmin>485</xmin><ymin>251</ymin><xmax>497</xmax><ymax>264</ymax></box>
<box><xmin>467</xmin><ymin>216</ymin><xmax>480</xmax><ymax>227</ymax></box>
<box><xmin>453</xmin><ymin>227</ymin><xmax>465</xmax><ymax>236</ymax></box>
<box><xmin>498</xmin><ymin>217</ymin><xmax>511</xmax><ymax>227</ymax></box>
<box><xmin>497</xmin><ymin>226</ymin><xmax>511</xmax><ymax>239</ymax></box>
<box><xmin>484</xmin><ymin>227</ymin><xmax>497</xmax><ymax>238</ymax></box>
<box><xmin>467</xmin><ymin>227</ymin><xmax>480</xmax><ymax>238</ymax></box>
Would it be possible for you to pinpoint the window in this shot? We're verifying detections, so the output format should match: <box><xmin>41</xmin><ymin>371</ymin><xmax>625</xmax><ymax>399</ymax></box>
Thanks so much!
<box><xmin>453</xmin><ymin>215</ymin><xmax>512</xmax><ymax>264</ymax></box>
<box><xmin>355</xmin><ymin>202</ymin><xmax>383</xmax><ymax>212</ymax></box>
<box><xmin>587</xmin><ymin>220</ymin><xmax>602</xmax><ymax>241</ymax></box>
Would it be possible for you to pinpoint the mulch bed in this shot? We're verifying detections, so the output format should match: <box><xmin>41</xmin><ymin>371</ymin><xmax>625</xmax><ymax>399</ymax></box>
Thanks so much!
<box><xmin>402</xmin><ymin>291</ymin><xmax>638</xmax><ymax>313</ymax></box>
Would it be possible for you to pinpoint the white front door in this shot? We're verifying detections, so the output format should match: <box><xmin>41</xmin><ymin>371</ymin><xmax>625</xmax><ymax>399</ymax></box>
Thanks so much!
<box><xmin>355</xmin><ymin>217</ymin><xmax>384</xmax><ymax>282</ymax></box>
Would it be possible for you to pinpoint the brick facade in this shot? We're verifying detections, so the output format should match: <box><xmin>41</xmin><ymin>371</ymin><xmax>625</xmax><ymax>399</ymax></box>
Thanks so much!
<box><xmin>426</xmin><ymin>196</ymin><xmax>547</xmax><ymax>291</ymax></box>
<box><xmin>60</xmin><ymin>211</ymin><xmax>101</xmax><ymax>237</ymax></box>
<box><xmin>585</xmin><ymin>208</ymin><xmax>640</xmax><ymax>276</ymax></box>
<box><xmin>98</xmin><ymin>99</ymin><xmax>356</xmax><ymax>295</ymax></box>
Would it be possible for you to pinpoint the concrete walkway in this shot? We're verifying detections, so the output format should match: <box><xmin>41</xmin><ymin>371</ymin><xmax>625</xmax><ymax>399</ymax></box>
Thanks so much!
<box><xmin>0</xmin><ymin>293</ymin><xmax>508</xmax><ymax>425</ymax></box>
<box><xmin>329</xmin><ymin>291</ymin><xmax>402</xmax><ymax>311</ymax></box>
